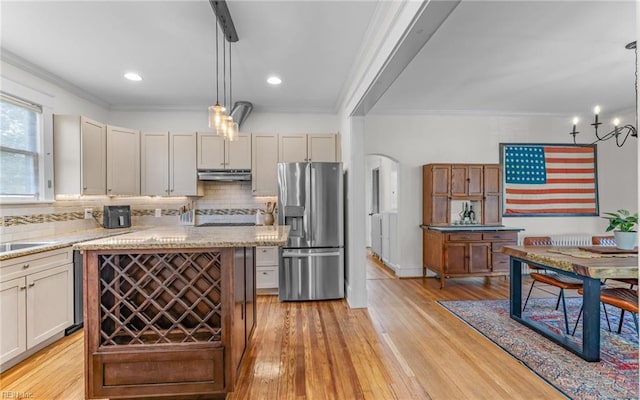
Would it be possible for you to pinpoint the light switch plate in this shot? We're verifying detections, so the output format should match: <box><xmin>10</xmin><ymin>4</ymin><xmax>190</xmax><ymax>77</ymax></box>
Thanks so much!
<box><xmin>84</xmin><ymin>208</ymin><xmax>93</xmax><ymax>219</ymax></box>
<box><xmin>155</xmin><ymin>208</ymin><xmax>162</xmax><ymax>217</ymax></box>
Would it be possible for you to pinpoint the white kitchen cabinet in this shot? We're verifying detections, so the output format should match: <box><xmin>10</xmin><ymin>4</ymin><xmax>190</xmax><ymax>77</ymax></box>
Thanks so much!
<box><xmin>197</xmin><ymin>132</ymin><xmax>251</xmax><ymax>170</ymax></box>
<box><xmin>278</xmin><ymin>134</ymin><xmax>307</xmax><ymax>162</ymax></box>
<box><xmin>107</xmin><ymin>125</ymin><xmax>140</xmax><ymax>195</ymax></box>
<box><xmin>370</xmin><ymin>213</ymin><xmax>382</xmax><ymax>257</ymax></box>
<box><xmin>381</xmin><ymin>211</ymin><xmax>398</xmax><ymax>268</ymax></box>
<box><xmin>278</xmin><ymin>133</ymin><xmax>337</xmax><ymax>163</ymax></box>
<box><xmin>256</xmin><ymin>246</ymin><xmax>279</xmax><ymax>289</ymax></box>
<box><xmin>26</xmin><ymin>264</ymin><xmax>73</xmax><ymax>348</ymax></box>
<box><xmin>142</xmin><ymin>132</ymin><xmax>200</xmax><ymax>196</ymax></box>
<box><xmin>252</xmin><ymin>133</ymin><xmax>279</xmax><ymax>196</ymax></box>
<box><xmin>307</xmin><ymin>134</ymin><xmax>337</xmax><ymax>162</ymax></box>
<box><xmin>170</xmin><ymin>132</ymin><xmax>199</xmax><ymax>195</ymax></box>
<box><xmin>0</xmin><ymin>277</ymin><xmax>26</xmax><ymax>365</ymax></box>
<box><xmin>0</xmin><ymin>247</ymin><xmax>73</xmax><ymax>370</ymax></box>
<box><xmin>141</xmin><ymin>131</ymin><xmax>170</xmax><ymax>196</ymax></box>
<box><xmin>53</xmin><ymin>115</ymin><xmax>107</xmax><ymax>195</ymax></box>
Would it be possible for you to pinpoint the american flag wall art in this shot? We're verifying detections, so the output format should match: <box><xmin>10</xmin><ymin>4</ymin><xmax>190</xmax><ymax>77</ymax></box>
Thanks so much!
<box><xmin>500</xmin><ymin>143</ymin><xmax>599</xmax><ymax>216</ymax></box>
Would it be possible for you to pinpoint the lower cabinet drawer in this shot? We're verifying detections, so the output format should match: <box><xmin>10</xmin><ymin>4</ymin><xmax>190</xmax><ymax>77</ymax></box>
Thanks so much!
<box><xmin>447</xmin><ymin>233</ymin><xmax>483</xmax><ymax>241</ymax></box>
<box><xmin>256</xmin><ymin>266</ymin><xmax>278</xmax><ymax>289</ymax></box>
<box><xmin>491</xmin><ymin>241</ymin><xmax>517</xmax><ymax>252</ymax></box>
<box><xmin>492</xmin><ymin>252</ymin><xmax>510</xmax><ymax>272</ymax></box>
<box><xmin>483</xmin><ymin>232</ymin><xmax>518</xmax><ymax>241</ymax></box>
<box><xmin>92</xmin><ymin>347</ymin><xmax>224</xmax><ymax>397</ymax></box>
<box><xmin>256</xmin><ymin>246</ymin><xmax>279</xmax><ymax>266</ymax></box>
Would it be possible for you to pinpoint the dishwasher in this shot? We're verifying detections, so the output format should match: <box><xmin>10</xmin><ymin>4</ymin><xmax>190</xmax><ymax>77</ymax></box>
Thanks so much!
<box><xmin>65</xmin><ymin>250</ymin><xmax>83</xmax><ymax>335</ymax></box>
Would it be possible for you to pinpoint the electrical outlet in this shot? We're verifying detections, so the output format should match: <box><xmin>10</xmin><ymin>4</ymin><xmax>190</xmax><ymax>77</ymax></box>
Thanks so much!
<box><xmin>84</xmin><ymin>208</ymin><xmax>93</xmax><ymax>219</ymax></box>
<box><xmin>155</xmin><ymin>208</ymin><xmax>162</xmax><ymax>217</ymax></box>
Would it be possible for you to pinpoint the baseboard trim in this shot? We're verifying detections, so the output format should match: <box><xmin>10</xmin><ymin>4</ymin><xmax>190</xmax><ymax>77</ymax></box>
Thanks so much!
<box><xmin>395</xmin><ymin>266</ymin><xmax>424</xmax><ymax>278</ymax></box>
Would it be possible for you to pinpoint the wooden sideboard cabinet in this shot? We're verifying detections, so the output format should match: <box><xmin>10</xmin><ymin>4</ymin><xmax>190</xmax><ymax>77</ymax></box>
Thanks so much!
<box><xmin>423</xmin><ymin>229</ymin><xmax>518</xmax><ymax>288</ymax></box>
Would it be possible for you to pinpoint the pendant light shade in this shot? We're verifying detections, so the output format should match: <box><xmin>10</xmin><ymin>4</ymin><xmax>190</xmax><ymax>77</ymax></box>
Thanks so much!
<box><xmin>227</xmin><ymin>121</ymin><xmax>239</xmax><ymax>142</ymax></box>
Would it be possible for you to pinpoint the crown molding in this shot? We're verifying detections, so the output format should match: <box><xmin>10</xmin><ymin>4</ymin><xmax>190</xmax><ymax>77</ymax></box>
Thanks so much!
<box><xmin>1</xmin><ymin>48</ymin><xmax>109</xmax><ymax>108</ymax></box>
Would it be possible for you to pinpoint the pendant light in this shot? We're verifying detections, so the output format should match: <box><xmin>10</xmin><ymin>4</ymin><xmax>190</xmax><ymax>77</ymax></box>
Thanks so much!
<box><xmin>227</xmin><ymin>40</ymin><xmax>239</xmax><ymax>141</ymax></box>
<box><xmin>219</xmin><ymin>35</ymin><xmax>230</xmax><ymax>138</ymax></box>
<box><xmin>208</xmin><ymin>18</ymin><xmax>226</xmax><ymax>132</ymax></box>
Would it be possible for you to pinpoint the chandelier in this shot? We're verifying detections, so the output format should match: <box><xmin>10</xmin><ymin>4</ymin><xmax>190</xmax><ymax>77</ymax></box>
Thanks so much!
<box><xmin>569</xmin><ymin>41</ymin><xmax>637</xmax><ymax>147</ymax></box>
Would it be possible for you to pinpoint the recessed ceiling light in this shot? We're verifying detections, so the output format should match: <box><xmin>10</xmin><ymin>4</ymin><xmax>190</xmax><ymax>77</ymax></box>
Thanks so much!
<box><xmin>124</xmin><ymin>72</ymin><xmax>142</xmax><ymax>82</ymax></box>
<box><xmin>267</xmin><ymin>76</ymin><xmax>282</xmax><ymax>85</ymax></box>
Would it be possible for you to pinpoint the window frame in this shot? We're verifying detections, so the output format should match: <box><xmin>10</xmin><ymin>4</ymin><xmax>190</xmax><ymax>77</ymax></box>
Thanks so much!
<box><xmin>0</xmin><ymin>78</ymin><xmax>54</xmax><ymax>204</ymax></box>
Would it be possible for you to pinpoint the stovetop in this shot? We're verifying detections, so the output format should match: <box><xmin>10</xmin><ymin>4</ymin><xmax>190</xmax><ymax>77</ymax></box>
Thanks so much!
<box><xmin>197</xmin><ymin>222</ymin><xmax>256</xmax><ymax>227</ymax></box>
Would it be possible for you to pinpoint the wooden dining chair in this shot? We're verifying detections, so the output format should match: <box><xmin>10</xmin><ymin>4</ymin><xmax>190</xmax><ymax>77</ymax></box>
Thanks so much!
<box><xmin>522</xmin><ymin>236</ymin><xmax>583</xmax><ymax>334</ymax></box>
<box><xmin>572</xmin><ymin>287</ymin><xmax>638</xmax><ymax>335</ymax></box>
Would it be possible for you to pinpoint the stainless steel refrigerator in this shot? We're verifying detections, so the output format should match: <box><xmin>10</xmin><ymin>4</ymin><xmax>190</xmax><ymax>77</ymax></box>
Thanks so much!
<box><xmin>277</xmin><ymin>162</ymin><xmax>344</xmax><ymax>301</ymax></box>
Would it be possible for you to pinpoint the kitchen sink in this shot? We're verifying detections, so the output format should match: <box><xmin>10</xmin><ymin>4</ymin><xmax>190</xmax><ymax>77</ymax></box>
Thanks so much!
<box><xmin>0</xmin><ymin>242</ymin><xmax>55</xmax><ymax>252</ymax></box>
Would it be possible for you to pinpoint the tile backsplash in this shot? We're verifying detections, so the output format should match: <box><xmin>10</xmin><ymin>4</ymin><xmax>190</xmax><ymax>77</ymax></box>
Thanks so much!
<box><xmin>0</xmin><ymin>181</ymin><xmax>277</xmax><ymax>242</ymax></box>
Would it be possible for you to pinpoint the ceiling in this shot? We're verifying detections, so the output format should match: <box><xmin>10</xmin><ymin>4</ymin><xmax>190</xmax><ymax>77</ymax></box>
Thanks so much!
<box><xmin>1</xmin><ymin>1</ymin><xmax>637</xmax><ymax>118</ymax></box>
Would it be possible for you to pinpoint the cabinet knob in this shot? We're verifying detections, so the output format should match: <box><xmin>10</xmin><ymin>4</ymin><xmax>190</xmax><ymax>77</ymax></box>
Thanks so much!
<box><xmin>28</xmin><ymin>282</ymin><xmax>35</xmax><ymax>287</ymax></box>
<box><xmin>170</xmin><ymin>189</ymin><xmax>174</xmax><ymax>192</ymax></box>
<box><xmin>108</xmin><ymin>188</ymin><xmax>112</xmax><ymax>192</ymax></box>
<box><xmin>83</xmin><ymin>187</ymin><xmax>87</xmax><ymax>190</ymax></box>
<box><xmin>220</xmin><ymin>163</ymin><xmax>225</xmax><ymax>166</ymax></box>
<box><xmin>23</xmin><ymin>264</ymin><xmax>29</xmax><ymax>269</ymax></box>
<box><xmin>19</xmin><ymin>286</ymin><xmax>26</xmax><ymax>291</ymax></box>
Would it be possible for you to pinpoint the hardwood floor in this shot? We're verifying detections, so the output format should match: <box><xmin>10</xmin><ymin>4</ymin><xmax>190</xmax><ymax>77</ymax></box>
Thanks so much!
<box><xmin>1</xmin><ymin>254</ymin><xmax>563</xmax><ymax>399</ymax></box>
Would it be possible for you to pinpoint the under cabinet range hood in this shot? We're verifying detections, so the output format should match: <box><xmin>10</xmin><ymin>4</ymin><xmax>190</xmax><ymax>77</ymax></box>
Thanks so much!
<box><xmin>197</xmin><ymin>170</ymin><xmax>251</xmax><ymax>181</ymax></box>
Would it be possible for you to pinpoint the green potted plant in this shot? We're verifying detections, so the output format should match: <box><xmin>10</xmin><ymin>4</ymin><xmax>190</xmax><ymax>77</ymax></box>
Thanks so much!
<box><xmin>602</xmin><ymin>209</ymin><xmax>638</xmax><ymax>250</ymax></box>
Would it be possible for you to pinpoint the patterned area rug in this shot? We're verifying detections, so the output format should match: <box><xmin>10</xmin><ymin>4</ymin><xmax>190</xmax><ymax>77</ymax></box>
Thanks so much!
<box><xmin>438</xmin><ymin>298</ymin><xmax>639</xmax><ymax>400</ymax></box>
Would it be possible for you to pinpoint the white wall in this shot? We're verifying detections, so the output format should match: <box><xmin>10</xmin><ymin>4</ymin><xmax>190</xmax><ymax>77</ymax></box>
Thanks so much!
<box><xmin>364</xmin><ymin>112</ymin><xmax>638</xmax><ymax>276</ymax></box>
<box><xmin>108</xmin><ymin>110</ymin><xmax>339</xmax><ymax>134</ymax></box>
<box><xmin>1</xmin><ymin>61</ymin><xmax>108</xmax><ymax>121</ymax></box>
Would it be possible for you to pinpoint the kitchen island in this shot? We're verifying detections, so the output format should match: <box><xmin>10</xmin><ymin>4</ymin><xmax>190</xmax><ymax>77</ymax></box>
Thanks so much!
<box><xmin>75</xmin><ymin>225</ymin><xmax>289</xmax><ymax>400</ymax></box>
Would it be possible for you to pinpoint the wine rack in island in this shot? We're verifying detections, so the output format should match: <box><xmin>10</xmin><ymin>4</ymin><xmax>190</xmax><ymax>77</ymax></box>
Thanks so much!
<box><xmin>85</xmin><ymin>248</ymin><xmax>255</xmax><ymax>399</ymax></box>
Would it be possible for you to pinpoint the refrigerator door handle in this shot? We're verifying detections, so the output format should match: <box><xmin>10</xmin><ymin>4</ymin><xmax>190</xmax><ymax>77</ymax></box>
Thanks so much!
<box><xmin>282</xmin><ymin>251</ymin><xmax>341</xmax><ymax>258</ymax></box>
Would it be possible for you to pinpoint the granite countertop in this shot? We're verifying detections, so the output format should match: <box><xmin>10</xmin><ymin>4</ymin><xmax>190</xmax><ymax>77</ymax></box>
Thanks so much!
<box><xmin>74</xmin><ymin>225</ymin><xmax>290</xmax><ymax>251</ymax></box>
<box><xmin>0</xmin><ymin>227</ymin><xmax>134</xmax><ymax>261</ymax></box>
<box><xmin>421</xmin><ymin>224</ymin><xmax>524</xmax><ymax>232</ymax></box>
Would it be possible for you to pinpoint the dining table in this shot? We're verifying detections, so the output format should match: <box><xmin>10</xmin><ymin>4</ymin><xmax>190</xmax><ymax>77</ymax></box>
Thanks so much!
<box><xmin>501</xmin><ymin>245</ymin><xmax>638</xmax><ymax>362</ymax></box>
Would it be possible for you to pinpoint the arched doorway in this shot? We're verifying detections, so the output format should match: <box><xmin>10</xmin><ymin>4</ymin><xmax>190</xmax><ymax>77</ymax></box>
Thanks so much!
<box><xmin>365</xmin><ymin>154</ymin><xmax>399</xmax><ymax>273</ymax></box>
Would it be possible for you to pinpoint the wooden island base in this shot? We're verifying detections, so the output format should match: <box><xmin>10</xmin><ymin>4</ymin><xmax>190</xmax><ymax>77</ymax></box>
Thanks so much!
<box><xmin>76</xmin><ymin>225</ymin><xmax>289</xmax><ymax>400</ymax></box>
<box><xmin>84</xmin><ymin>247</ymin><xmax>253</xmax><ymax>399</ymax></box>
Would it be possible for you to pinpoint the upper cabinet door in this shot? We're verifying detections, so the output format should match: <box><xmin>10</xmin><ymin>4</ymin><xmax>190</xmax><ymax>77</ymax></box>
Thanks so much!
<box><xmin>197</xmin><ymin>133</ymin><xmax>226</xmax><ymax>169</ymax></box>
<box><xmin>140</xmin><ymin>132</ymin><xmax>169</xmax><ymax>196</ymax></box>
<box><xmin>307</xmin><ymin>134</ymin><xmax>336</xmax><ymax>162</ymax></box>
<box><xmin>450</xmin><ymin>165</ymin><xmax>468</xmax><ymax>196</ymax></box>
<box><xmin>451</xmin><ymin>165</ymin><xmax>483</xmax><ymax>197</ymax></box>
<box><xmin>107</xmin><ymin>126</ymin><xmax>140</xmax><ymax>196</ymax></box>
<box><xmin>226</xmin><ymin>134</ymin><xmax>251</xmax><ymax>169</ymax></box>
<box><xmin>252</xmin><ymin>134</ymin><xmax>278</xmax><ymax>196</ymax></box>
<box><xmin>80</xmin><ymin>117</ymin><xmax>107</xmax><ymax>195</ymax></box>
<box><xmin>467</xmin><ymin>165</ymin><xmax>484</xmax><ymax>196</ymax></box>
<box><xmin>279</xmin><ymin>134</ymin><xmax>307</xmax><ymax>162</ymax></box>
<box><xmin>170</xmin><ymin>132</ymin><xmax>198</xmax><ymax>195</ymax></box>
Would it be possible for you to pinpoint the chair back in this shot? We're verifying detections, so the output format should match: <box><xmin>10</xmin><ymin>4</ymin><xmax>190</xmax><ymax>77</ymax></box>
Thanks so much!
<box><xmin>523</xmin><ymin>236</ymin><xmax>553</xmax><ymax>246</ymax></box>
<box><xmin>592</xmin><ymin>235</ymin><xmax>616</xmax><ymax>246</ymax></box>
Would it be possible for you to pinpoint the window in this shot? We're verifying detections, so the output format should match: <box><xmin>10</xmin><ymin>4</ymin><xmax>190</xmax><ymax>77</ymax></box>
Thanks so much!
<box><xmin>0</xmin><ymin>79</ymin><xmax>54</xmax><ymax>203</ymax></box>
<box><xmin>0</xmin><ymin>93</ymin><xmax>42</xmax><ymax>199</ymax></box>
